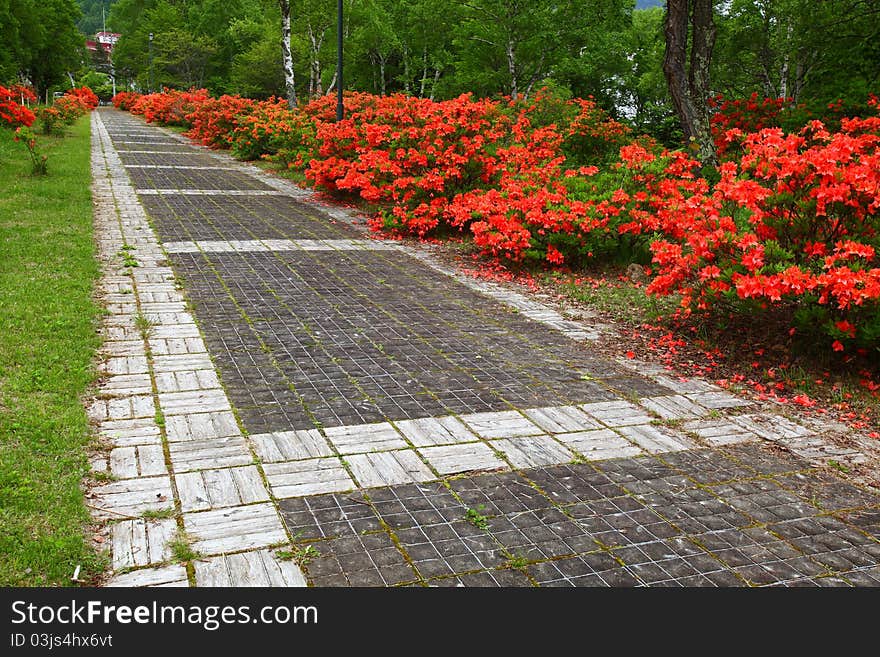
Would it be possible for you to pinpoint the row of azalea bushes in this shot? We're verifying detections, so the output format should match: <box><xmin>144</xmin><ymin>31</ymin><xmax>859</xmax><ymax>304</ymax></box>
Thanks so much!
<box><xmin>1</xmin><ymin>85</ymin><xmax>98</xmax><ymax>174</ymax></box>
<box><xmin>112</xmin><ymin>88</ymin><xmax>880</xmax><ymax>353</ymax></box>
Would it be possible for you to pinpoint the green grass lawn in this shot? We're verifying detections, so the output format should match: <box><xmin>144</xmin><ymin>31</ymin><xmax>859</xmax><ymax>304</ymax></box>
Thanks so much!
<box><xmin>0</xmin><ymin>116</ymin><xmax>103</xmax><ymax>586</ymax></box>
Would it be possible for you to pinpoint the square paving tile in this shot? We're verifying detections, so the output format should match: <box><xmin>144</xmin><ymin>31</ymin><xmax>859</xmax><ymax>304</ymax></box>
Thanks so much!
<box><xmin>492</xmin><ymin>436</ymin><xmax>575</xmax><ymax>469</ymax></box>
<box><xmin>418</xmin><ymin>442</ymin><xmax>506</xmax><ymax>475</ymax></box>
<box><xmin>394</xmin><ymin>415</ymin><xmax>478</xmax><ymax>446</ymax></box>
<box><xmin>346</xmin><ymin>450</ymin><xmax>435</xmax><ymax>488</ymax></box>
<box><xmin>264</xmin><ymin>457</ymin><xmax>355</xmax><ymax>498</ymax></box>
<box><xmin>184</xmin><ymin>503</ymin><xmax>287</xmax><ymax>555</ymax></box>
<box><xmin>176</xmin><ymin>465</ymin><xmax>270</xmax><ymax>512</ymax></box>
<box><xmin>193</xmin><ymin>549</ymin><xmax>307</xmax><ymax>587</ymax></box>
<box><xmin>459</xmin><ymin>410</ymin><xmax>545</xmax><ymax>439</ymax></box>
<box><xmin>251</xmin><ymin>429</ymin><xmax>334</xmax><ymax>462</ymax></box>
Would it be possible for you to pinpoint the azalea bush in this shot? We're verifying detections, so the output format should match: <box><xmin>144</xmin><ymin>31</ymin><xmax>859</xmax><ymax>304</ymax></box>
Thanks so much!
<box><xmin>111</xmin><ymin>91</ymin><xmax>143</xmax><ymax>111</ymax></box>
<box><xmin>0</xmin><ymin>85</ymin><xmax>36</xmax><ymax>128</ymax></box>
<box><xmin>649</xmin><ymin>105</ymin><xmax>880</xmax><ymax>350</ymax></box>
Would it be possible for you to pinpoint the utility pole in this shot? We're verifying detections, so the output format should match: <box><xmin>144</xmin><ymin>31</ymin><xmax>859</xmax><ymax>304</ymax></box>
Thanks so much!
<box><xmin>148</xmin><ymin>32</ymin><xmax>154</xmax><ymax>93</ymax></box>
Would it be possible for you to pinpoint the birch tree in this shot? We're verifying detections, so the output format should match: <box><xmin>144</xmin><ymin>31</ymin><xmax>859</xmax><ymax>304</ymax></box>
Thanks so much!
<box><xmin>279</xmin><ymin>0</ymin><xmax>297</xmax><ymax>106</ymax></box>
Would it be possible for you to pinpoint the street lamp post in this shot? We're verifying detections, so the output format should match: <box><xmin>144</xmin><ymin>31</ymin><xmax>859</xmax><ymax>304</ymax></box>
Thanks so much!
<box><xmin>336</xmin><ymin>0</ymin><xmax>343</xmax><ymax>122</ymax></box>
<box><xmin>148</xmin><ymin>32</ymin><xmax>154</xmax><ymax>93</ymax></box>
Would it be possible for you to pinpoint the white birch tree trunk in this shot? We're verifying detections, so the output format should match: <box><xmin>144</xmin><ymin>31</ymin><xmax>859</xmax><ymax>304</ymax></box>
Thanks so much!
<box><xmin>280</xmin><ymin>0</ymin><xmax>297</xmax><ymax>108</ymax></box>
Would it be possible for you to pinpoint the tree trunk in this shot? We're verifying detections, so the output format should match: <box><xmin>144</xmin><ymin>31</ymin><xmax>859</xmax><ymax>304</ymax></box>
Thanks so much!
<box><xmin>663</xmin><ymin>0</ymin><xmax>716</xmax><ymax>167</ymax></box>
<box><xmin>279</xmin><ymin>0</ymin><xmax>297</xmax><ymax>108</ymax></box>
<box><xmin>506</xmin><ymin>40</ymin><xmax>518</xmax><ymax>100</ymax></box>
<box><xmin>419</xmin><ymin>46</ymin><xmax>428</xmax><ymax>98</ymax></box>
<box><xmin>429</xmin><ymin>69</ymin><xmax>441</xmax><ymax>101</ymax></box>
<box><xmin>378</xmin><ymin>53</ymin><xmax>386</xmax><ymax>96</ymax></box>
<box><xmin>402</xmin><ymin>44</ymin><xmax>411</xmax><ymax>94</ymax></box>
<box><xmin>307</xmin><ymin>23</ymin><xmax>325</xmax><ymax>98</ymax></box>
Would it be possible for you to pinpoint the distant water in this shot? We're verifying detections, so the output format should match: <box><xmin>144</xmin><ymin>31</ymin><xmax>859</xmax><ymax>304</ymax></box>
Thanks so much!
<box><xmin>636</xmin><ymin>0</ymin><xmax>663</xmax><ymax>8</ymax></box>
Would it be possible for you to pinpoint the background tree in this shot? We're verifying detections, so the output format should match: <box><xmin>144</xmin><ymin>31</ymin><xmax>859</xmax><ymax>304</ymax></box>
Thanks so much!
<box><xmin>663</xmin><ymin>0</ymin><xmax>717</xmax><ymax>166</ymax></box>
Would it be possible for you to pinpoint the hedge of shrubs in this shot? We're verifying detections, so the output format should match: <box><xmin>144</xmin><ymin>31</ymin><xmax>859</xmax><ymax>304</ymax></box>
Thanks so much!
<box><xmin>112</xmin><ymin>88</ymin><xmax>880</xmax><ymax>353</ymax></box>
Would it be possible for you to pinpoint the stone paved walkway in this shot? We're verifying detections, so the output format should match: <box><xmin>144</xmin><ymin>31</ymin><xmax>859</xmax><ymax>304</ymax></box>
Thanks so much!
<box><xmin>88</xmin><ymin>108</ymin><xmax>880</xmax><ymax>587</ymax></box>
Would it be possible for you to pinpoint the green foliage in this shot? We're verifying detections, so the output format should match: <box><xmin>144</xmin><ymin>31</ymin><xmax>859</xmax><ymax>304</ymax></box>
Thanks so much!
<box><xmin>1</xmin><ymin>0</ymin><xmax>85</xmax><ymax>97</ymax></box>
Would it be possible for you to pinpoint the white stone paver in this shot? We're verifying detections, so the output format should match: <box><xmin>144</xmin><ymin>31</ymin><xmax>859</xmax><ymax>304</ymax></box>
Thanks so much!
<box><xmin>163</xmin><ymin>239</ymin><xmax>398</xmax><ymax>254</ymax></box>
<box><xmin>323</xmin><ymin>422</ymin><xmax>407</xmax><ymax>454</ymax></box>
<box><xmin>111</xmin><ymin>518</ymin><xmax>176</xmax><ymax>569</ymax></box>
<box><xmin>184</xmin><ymin>503</ymin><xmax>287</xmax><ymax>555</ymax></box>
<box><xmin>346</xmin><ymin>450</ymin><xmax>435</xmax><ymax>487</ymax></box>
<box><xmin>686</xmin><ymin>391</ymin><xmax>753</xmax><ymax>409</ymax></box>
<box><xmin>105</xmin><ymin>564</ymin><xmax>189</xmax><ymax>587</ymax></box>
<box><xmin>394</xmin><ymin>416</ymin><xmax>477</xmax><ymax>447</ymax></box>
<box><xmin>154</xmin><ymin>369</ymin><xmax>221</xmax><ymax>393</ymax></box>
<box><xmin>640</xmin><ymin>395</ymin><xmax>709</xmax><ymax>420</ymax></box>
<box><xmin>556</xmin><ymin>429</ymin><xmax>644</xmax><ymax>461</ymax></box>
<box><xmin>110</xmin><ymin>445</ymin><xmax>167</xmax><ymax>478</ymax></box>
<box><xmin>98</xmin><ymin>418</ymin><xmax>162</xmax><ymax>447</ymax></box>
<box><xmin>165</xmin><ymin>411</ymin><xmax>241</xmax><ymax>442</ymax></box>
<box><xmin>194</xmin><ymin>550</ymin><xmax>307</xmax><ymax>587</ymax></box>
<box><xmin>263</xmin><ymin>458</ymin><xmax>355</xmax><ymax>498</ymax></box>
<box><xmin>91</xmin><ymin>476</ymin><xmax>174</xmax><ymax>519</ymax></box>
<box><xmin>459</xmin><ymin>410</ymin><xmax>545</xmax><ymax>439</ymax></box>
<box><xmin>579</xmin><ymin>400</ymin><xmax>656</xmax><ymax>427</ymax></box>
<box><xmin>682</xmin><ymin>419</ymin><xmax>759</xmax><ymax>446</ymax></box>
<box><xmin>492</xmin><ymin>436</ymin><xmax>575</xmax><ymax>469</ymax></box>
<box><xmin>251</xmin><ymin>429</ymin><xmax>334</xmax><ymax>462</ymax></box>
<box><xmin>168</xmin><ymin>436</ymin><xmax>253</xmax><ymax>472</ymax></box>
<box><xmin>731</xmin><ymin>413</ymin><xmax>813</xmax><ymax>441</ymax></box>
<box><xmin>417</xmin><ymin>443</ymin><xmax>506</xmax><ymax>475</ymax></box>
<box><xmin>617</xmin><ymin>424</ymin><xmax>696</xmax><ymax>454</ymax></box>
<box><xmin>524</xmin><ymin>406</ymin><xmax>603</xmax><ymax>433</ymax></box>
<box><xmin>158</xmin><ymin>389</ymin><xmax>231</xmax><ymax>416</ymax></box>
<box><xmin>176</xmin><ymin>466</ymin><xmax>269</xmax><ymax>511</ymax></box>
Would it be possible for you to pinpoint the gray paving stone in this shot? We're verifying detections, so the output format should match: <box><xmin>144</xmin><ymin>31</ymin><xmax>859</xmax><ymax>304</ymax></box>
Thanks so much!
<box><xmin>105</xmin><ymin>564</ymin><xmax>189</xmax><ymax>587</ymax></box>
<box><xmin>524</xmin><ymin>406</ymin><xmax>603</xmax><ymax>433</ymax></box>
<box><xmin>683</xmin><ymin>419</ymin><xmax>759</xmax><ymax>446</ymax></box>
<box><xmin>556</xmin><ymin>429</ymin><xmax>644</xmax><ymax>461</ymax></box>
<box><xmin>111</xmin><ymin>518</ymin><xmax>176</xmax><ymax>569</ymax></box>
<box><xmin>346</xmin><ymin>450</ymin><xmax>436</xmax><ymax>488</ymax></box>
<box><xmin>492</xmin><ymin>436</ymin><xmax>575</xmax><ymax>468</ymax></box>
<box><xmin>176</xmin><ymin>465</ymin><xmax>269</xmax><ymax>511</ymax></box>
<box><xmin>264</xmin><ymin>458</ymin><xmax>355</xmax><ymax>498</ymax></box>
<box><xmin>251</xmin><ymin>429</ymin><xmax>334</xmax><ymax>462</ymax></box>
<box><xmin>418</xmin><ymin>443</ymin><xmax>507</xmax><ymax>475</ymax></box>
<box><xmin>617</xmin><ymin>424</ymin><xmax>696</xmax><ymax>454</ymax></box>
<box><xmin>194</xmin><ymin>550</ymin><xmax>307</xmax><ymax>587</ymax></box>
<box><xmin>459</xmin><ymin>410</ymin><xmax>545</xmax><ymax>439</ymax></box>
<box><xmin>580</xmin><ymin>400</ymin><xmax>655</xmax><ymax>427</ymax></box>
<box><xmin>184</xmin><ymin>503</ymin><xmax>288</xmax><ymax>555</ymax></box>
<box><xmin>110</xmin><ymin>445</ymin><xmax>167</xmax><ymax>479</ymax></box>
<box><xmin>168</xmin><ymin>436</ymin><xmax>253</xmax><ymax>472</ymax></box>
<box><xmin>641</xmin><ymin>395</ymin><xmax>709</xmax><ymax>420</ymax></box>
<box><xmin>324</xmin><ymin>422</ymin><xmax>407</xmax><ymax>454</ymax></box>
<box><xmin>394</xmin><ymin>415</ymin><xmax>478</xmax><ymax>447</ymax></box>
<box><xmin>91</xmin><ymin>476</ymin><xmax>174</xmax><ymax>519</ymax></box>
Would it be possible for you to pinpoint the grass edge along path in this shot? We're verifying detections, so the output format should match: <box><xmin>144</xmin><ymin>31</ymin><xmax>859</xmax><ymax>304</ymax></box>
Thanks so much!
<box><xmin>0</xmin><ymin>116</ymin><xmax>104</xmax><ymax>586</ymax></box>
